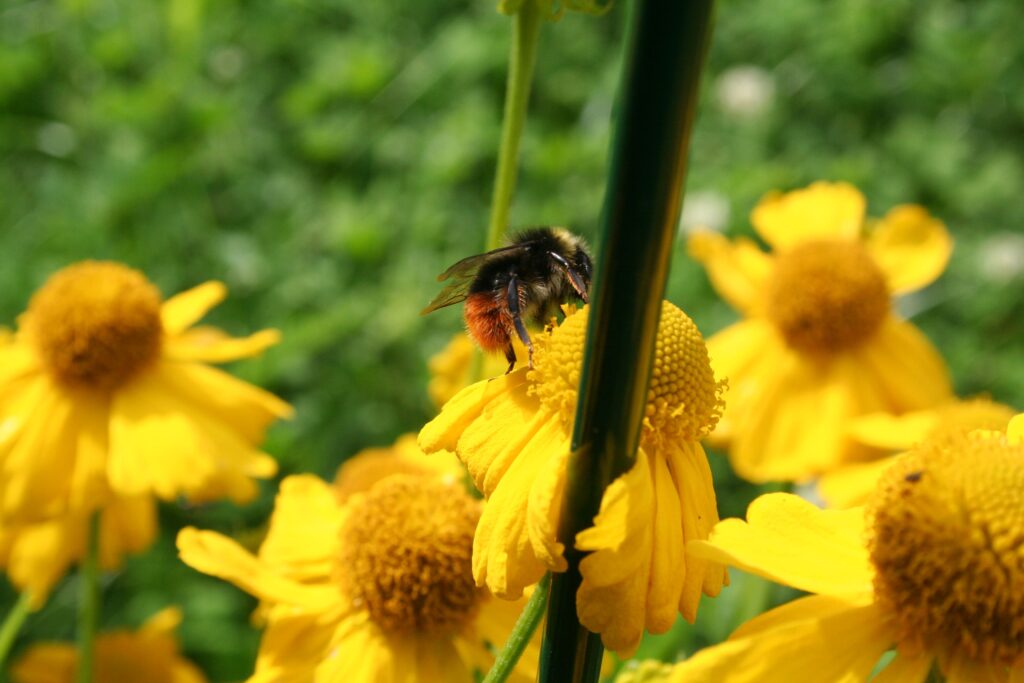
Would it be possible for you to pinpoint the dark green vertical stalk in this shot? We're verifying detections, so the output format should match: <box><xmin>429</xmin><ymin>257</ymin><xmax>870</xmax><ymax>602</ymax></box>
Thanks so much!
<box><xmin>76</xmin><ymin>512</ymin><xmax>101</xmax><ymax>683</ymax></box>
<box><xmin>538</xmin><ymin>1</ymin><xmax>715</xmax><ymax>681</ymax></box>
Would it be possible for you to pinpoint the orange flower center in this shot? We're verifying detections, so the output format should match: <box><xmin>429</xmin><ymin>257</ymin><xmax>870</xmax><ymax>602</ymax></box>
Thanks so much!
<box><xmin>767</xmin><ymin>240</ymin><xmax>889</xmax><ymax>354</ymax></box>
<box><xmin>868</xmin><ymin>431</ymin><xmax>1024</xmax><ymax>665</ymax></box>
<box><xmin>528</xmin><ymin>302</ymin><xmax>724</xmax><ymax>445</ymax></box>
<box><xmin>26</xmin><ymin>261</ymin><xmax>163</xmax><ymax>389</ymax></box>
<box><xmin>337</xmin><ymin>475</ymin><xmax>483</xmax><ymax>634</ymax></box>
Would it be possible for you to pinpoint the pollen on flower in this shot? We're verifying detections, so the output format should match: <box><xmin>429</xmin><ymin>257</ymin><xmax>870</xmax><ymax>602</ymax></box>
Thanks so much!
<box><xmin>26</xmin><ymin>261</ymin><xmax>163</xmax><ymax>389</ymax></box>
<box><xmin>337</xmin><ymin>475</ymin><xmax>483</xmax><ymax>634</ymax></box>
<box><xmin>768</xmin><ymin>240</ymin><xmax>889</xmax><ymax>354</ymax></box>
<box><xmin>868</xmin><ymin>431</ymin><xmax>1024</xmax><ymax>665</ymax></box>
<box><xmin>528</xmin><ymin>302</ymin><xmax>724</xmax><ymax>443</ymax></box>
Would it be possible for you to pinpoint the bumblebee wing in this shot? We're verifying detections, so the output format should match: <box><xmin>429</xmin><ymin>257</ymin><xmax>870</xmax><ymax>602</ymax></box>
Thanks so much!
<box><xmin>420</xmin><ymin>277</ymin><xmax>475</xmax><ymax>315</ymax></box>
<box><xmin>435</xmin><ymin>243</ymin><xmax>530</xmax><ymax>281</ymax></box>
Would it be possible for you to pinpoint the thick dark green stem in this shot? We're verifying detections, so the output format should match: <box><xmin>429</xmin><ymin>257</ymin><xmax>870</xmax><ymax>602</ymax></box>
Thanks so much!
<box><xmin>76</xmin><ymin>512</ymin><xmax>101</xmax><ymax>683</ymax></box>
<box><xmin>0</xmin><ymin>592</ymin><xmax>32</xmax><ymax>669</ymax></box>
<box><xmin>481</xmin><ymin>573</ymin><xmax>551</xmax><ymax>683</ymax></box>
<box><xmin>538</xmin><ymin>1</ymin><xmax>715</xmax><ymax>681</ymax></box>
<box><xmin>485</xmin><ymin>0</ymin><xmax>543</xmax><ymax>251</ymax></box>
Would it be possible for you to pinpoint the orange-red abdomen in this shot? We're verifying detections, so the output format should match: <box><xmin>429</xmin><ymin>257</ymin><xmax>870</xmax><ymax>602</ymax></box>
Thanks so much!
<box><xmin>464</xmin><ymin>292</ymin><xmax>511</xmax><ymax>351</ymax></box>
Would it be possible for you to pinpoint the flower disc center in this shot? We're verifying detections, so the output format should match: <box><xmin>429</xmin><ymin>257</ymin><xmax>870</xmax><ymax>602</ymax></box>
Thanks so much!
<box><xmin>768</xmin><ymin>240</ymin><xmax>889</xmax><ymax>354</ymax></box>
<box><xmin>337</xmin><ymin>475</ymin><xmax>482</xmax><ymax>635</ymax></box>
<box><xmin>26</xmin><ymin>261</ymin><xmax>163</xmax><ymax>389</ymax></box>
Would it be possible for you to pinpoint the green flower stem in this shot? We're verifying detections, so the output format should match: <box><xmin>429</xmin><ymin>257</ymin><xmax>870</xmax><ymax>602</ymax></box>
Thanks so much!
<box><xmin>482</xmin><ymin>572</ymin><xmax>551</xmax><ymax>683</ymax></box>
<box><xmin>76</xmin><ymin>512</ymin><xmax>102</xmax><ymax>683</ymax></box>
<box><xmin>485</xmin><ymin>0</ymin><xmax>543</xmax><ymax>252</ymax></box>
<box><xmin>0</xmin><ymin>591</ymin><xmax>33</xmax><ymax>669</ymax></box>
<box><xmin>538</xmin><ymin>1</ymin><xmax>715</xmax><ymax>682</ymax></box>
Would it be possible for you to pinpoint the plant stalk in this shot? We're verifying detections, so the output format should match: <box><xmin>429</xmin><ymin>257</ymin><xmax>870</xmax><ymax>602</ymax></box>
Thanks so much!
<box><xmin>76</xmin><ymin>512</ymin><xmax>101</xmax><ymax>683</ymax></box>
<box><xmin>0</xmin><ymin>592</ymin><xmax>33</xmax><ymax>670</ymax></box>
<box><xmin>481</xmin><ymin>573</ymin><xmax>551</xmax><ymax>683</ymax></box>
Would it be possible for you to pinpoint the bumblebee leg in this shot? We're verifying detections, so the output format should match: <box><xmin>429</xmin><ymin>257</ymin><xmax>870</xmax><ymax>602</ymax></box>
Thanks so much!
<box><xmin>548</xmin><ymin>251</ymin><xmax>590</xmax><ymax>303</ymax></box>
<box><xmin>506</xmin><ymin>276</ymin><xmax>535</xmax><ymax>370</ymax></box>
<box><xmin>503</xmin><ymin>344</ymin><xmax>517</xmax><ymax>375</ymax></box>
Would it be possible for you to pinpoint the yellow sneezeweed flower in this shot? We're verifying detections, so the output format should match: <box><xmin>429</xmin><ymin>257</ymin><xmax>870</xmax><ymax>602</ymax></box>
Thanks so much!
<box><xmin>819</xmin><ymin>396</ymin><xmax>1016</xmax><ymax>507</ymax></box>
<box><xmin>0</xmin><ymin>261</ymin><xmax>292</xmax><ymax>521</ymax></box>
<box><xmin>689</xmin><ymin>181</ymin><xmax>953</xmax><ymax>483</ymax></box>
<box><xmin>11</xmin><ymin>607</ymin><xmax>206</xmax><ymax>683</ymax></box>
<box><xmin>427</xmin><ymin>335</ymin><xmax>528</xmax><ymax>409</ymax></box>
<box><xmin>177</xmin><ymin>446</ymin><xmax>537</xmax><ymax>682</ymax></box>
<box><xmin>0</xmin><ymin>494</ymin><xmax>155</xmax><ymax>607</ymax></box>
<box><xmin>420</xmin><ymin>302</ymin><xmax>728</xmax><ymax>653</ymax></box>
<box><xmin>669</xmin><ymin>414</ymin><xmax>1024</xmax><ymax>683</ymax></box>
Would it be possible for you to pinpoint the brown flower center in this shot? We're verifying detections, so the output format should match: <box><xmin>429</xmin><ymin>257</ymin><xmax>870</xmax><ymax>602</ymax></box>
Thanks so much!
<box><xmin>26</xmin><ymin>261</ymin><xmax>163</xmax><ymax>389</ymax></box>
<box><xmin>767</xmin><ymin>240</ymin><xmax>889</xmax><ymax>354</ymax></box>
<box><xmin>337</xmin><ymin>475</ymin><xmax>483</xmax><ymax>634</ymax></box>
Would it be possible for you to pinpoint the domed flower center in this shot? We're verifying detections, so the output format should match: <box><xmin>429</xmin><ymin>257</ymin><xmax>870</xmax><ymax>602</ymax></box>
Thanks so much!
<box><xmin>767</xmin><ymin>240</ymin><xmax>889</xmax><ymax>354</ymax></box>
<box><xmin>337</xmin><ymin>475</ymin><xmax>483</xmax><ymax>634</ymax></box>
<box><xmin>528</xmin><ymin>302</ymin><xmax>724</xmax><ymax>444</ymax></box>
<box><xmin>868</xmin><ymin>431</ymin><xmax>1024</xmax><ymax>665</ymax></box>
<box><xmin>929</xmin><ymin>398</ymin><xmax>1016</xmax><ymax>442</ymax></box>
<box><xmin>26</xmin><ymin>261</ymin><xmax>163</xmax><ymax>389</ymax></box>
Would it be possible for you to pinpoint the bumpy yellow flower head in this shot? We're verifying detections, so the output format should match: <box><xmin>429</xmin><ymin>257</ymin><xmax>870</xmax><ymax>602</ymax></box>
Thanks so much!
<box><xmin>869</xmin><ymin>431</ymin><xmax>1024</xmax><ymax>666</ymax></box>
<box><xmin>420</xmin><ymin>301</ymin><xmax>726</xmax><ymax>653</ymax></box>
<box><xmin>0</xmin><ymin>261</ymin><xmax>291</xmax><ymax>521</ymax></box>
<box><xmin>689</xmin><ymin>181</ymin><xmax>954</xmax><ymax>483</ymax></box>
<box><xmin>178</xmin><ymin>436</ymin><xmax>540</xmax><ymax>682</ymax></box>
<box><xmin>671</xmin><ymin>414</ymin><xmax>1024</xmax><ymax>682</ymax></box>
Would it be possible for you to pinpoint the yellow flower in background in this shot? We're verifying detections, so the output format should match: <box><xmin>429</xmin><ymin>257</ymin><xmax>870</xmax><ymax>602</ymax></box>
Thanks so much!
<box><xmin>0</xmin><ymin>494</ymin><xmax>155</xmax><ymax>607</ymax></box>
<box><xmin>689</xmin><ymin>181</ymin><xmax>953</xmax><ymax>483</ymax></box>
<box><xmin>420</xmin><ymin>302</ymin><xmax>727</xmax><ymax>653</ymax></box>
<box><xmin>427</xmin><ymin>334</ymin><xmax>528</xmax><ymax>409</ymax></box>
<box><xmin>670</xmin><ymin>414</ymin><xmax>1024</xmax><ymax>683</ymax></box>
<box><xmin>333</xmin><ymin>432</ymin><xmax>464</xmax><ymax>500</ymax></box>
<box><xmin>11</xmin><ymin>607</ymin><xmax>205</xmax><ymax>683</ymax></box>
<box><xmin>178</xmin><ymin>446</ymin><xmax>537</xmax><ymax>682</ymax></box>
<box><xmin>0</xmin><ymin>261</ymin><xmax>292</xmax><ymax>521</ymax></box>
<box><xmin>819</xmin><ymin>396</ymin><xmax>1015</xmax><ymax>507</ymax></box>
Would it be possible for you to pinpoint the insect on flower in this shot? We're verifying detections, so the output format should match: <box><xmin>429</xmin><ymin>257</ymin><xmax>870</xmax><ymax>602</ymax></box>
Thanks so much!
<box><xmin>421</xmin><ymin>227</ymin><xmax>593</xmax><ymax>373</ymax></box>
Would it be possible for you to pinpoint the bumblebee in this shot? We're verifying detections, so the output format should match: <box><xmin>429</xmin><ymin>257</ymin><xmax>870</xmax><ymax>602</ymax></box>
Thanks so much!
<box><xmin>421</xmin><ymin>227</ymin><xmax>593</xmax><ymax>373</ymax></box>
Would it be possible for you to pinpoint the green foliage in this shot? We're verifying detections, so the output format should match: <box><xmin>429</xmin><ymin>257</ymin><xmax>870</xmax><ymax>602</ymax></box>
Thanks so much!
<box><xmin>1</xmin><ymin>0</ymin><xmax>1022</xmax><ymax>679</ymax></box>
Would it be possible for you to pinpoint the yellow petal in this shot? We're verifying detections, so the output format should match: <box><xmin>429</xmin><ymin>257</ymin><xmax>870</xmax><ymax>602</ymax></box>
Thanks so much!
<box><xmin>258</xmin><ymin>475</ymin><xmax>344</xmax><ymax>582</ymax></box>
<box><xmin>873</xmin><ymin>650</ymin><xmax>932</xmax><ymax>683</ymax></box>
<box><xmin>249</xmin><ymin>603</ymin><xmax>344</xmax><ymax>683</ymax></box>
<box><xmin>160</xmin><ymin>281</ymin><xmax>227</xmax><ymax>334</ymax></box>
<box><xmin>667</xmin><ymin>601</ymin><xmax>891</xmax><ymax>683</ymax></box>
<box><xmin>473</xmin><ymin>415</ymin><xmax>565</xmax><ymax>598</ymax></box>
<box><xmin>526</xmin><ymin>440</ymin><xmax>570</xmax><ymax>572</ymax></box>
<box><xmin>10</xmin><ymin>643</ymin><xmax>77</xmax><ymax>683</ymax></box>
<box><xmin>176</xmin><ymin>527</ymin><xmax>338</xmax><ymax>610</ymax></box>
<box><xmin>1007</xmin><ymin>414</ymin><xmax>1024</xmax><ymax>445</ymax></box>
<box><xmin>0</xmin><ymin>342</ymin><xmax>40</xmax><ymax>388</ymax></box>
<box><xmin>867</xmin><ymin>205</ymin><xmax>952</xmax><ymax>295</ymax></box>
<box><xmin>139</xmin><ymin>606</ymin><xmax>183</xmax><ymax>635</ymax></box>
<box><xmin>4</xmin><ymin>517</ymin><xmax>73</xmax><ymax>608</ymax></box>
<box><xmin>702</xmin><ymin>319</ymin><xmax>778</xmax><ymax>446</ymax></box>
<box><xmin>817</xmin><ymin>455</ymin><xmax>901</xmax><ymax>509</ymax></box>
<box><xmin>750</xmin><ymin>181</ymin><xmax>866</xmax><ymax>250</ymax></box>
<box><xmin>847</xmin><ymin>409</ymin><xmax>938</xmax><ymax>450</ymax></box>
<box><xmin>687</xmin><ymin>493</ymin><xmax>873</xmax><ymax>596</ymax></box>
<box><xmin>163</xmin><ymin>327</ymin><xmax>282</xmax><ymax>364</ymax></box>
<box><xmin>853</xmin><ymin>316</ymin><xmax>952</xmax><ymax>411</ymax></box>
<box><xmin>645</xmin><ymin>451</ymin><xmax>684</xmax><ymax>632</ymax></box>
<box><xmin>468</xmin><ymin>594</ymin><xmax>538</xmax><ymax>683</ymax></box>
<box><xmin>688</xmin><ymin>231</ymin><xmax>773</xmax><ymax>315</ymax></box>
<box><xmin>99</xmin><ymin>494</ymin><xmax>158</xmax><ymax>568</ymax></box>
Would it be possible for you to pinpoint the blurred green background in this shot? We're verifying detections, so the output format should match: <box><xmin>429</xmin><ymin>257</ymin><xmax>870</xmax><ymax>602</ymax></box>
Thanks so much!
<box><xmin>2</xmin><ymin>0</ymin><xmax>1023</xmax><ymax>679</ymax></box>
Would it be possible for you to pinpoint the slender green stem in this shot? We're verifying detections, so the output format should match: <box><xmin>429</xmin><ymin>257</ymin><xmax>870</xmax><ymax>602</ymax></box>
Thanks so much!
<box><xmin>0</xmin><ymin>592</ymin><xmax>33</xmax><ymax>669</ymax></box>
<box><xmin>76</xmin><ymin>512</ymin><xmax>101</xmax><ymax>683</ymax></box>
<box><xmin>482</xmin><ymin>573</ymin><xmax>551</xmax><ymax>683</ymax></box>
<box><xmin>485</xmin><ymin>0</ymin><xmax>543</xmax><ymax>251</ymax></box>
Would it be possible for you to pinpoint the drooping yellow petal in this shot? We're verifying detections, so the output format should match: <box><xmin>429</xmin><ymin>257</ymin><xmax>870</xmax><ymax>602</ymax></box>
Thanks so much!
<box><xmin>867</xmin><ymin>205</ymin><xmax>952</xmax><ymax>295</ymax></box>
<box><xmin>667</xmin><ymin>601</ymin><xmax>891</xmax><ymax>683</ymax></box>
<box><xmin>853</xmin><ymin>316</ymin><xmax>952</xmax><ymax>411</ymax></box>
<box><xmin>687</xmin><ymin>493</ymin><xmax>873</xmax><ymax>596</ymax></box>
<box><xmin>176</xmin><ymin>528</ymin><xmax>339</xmax><ymax>610</ymax></box>
<box><xmin>258</xmin><ymin>475</ymin><xmax>345</xmax><ymax>582</ymax></box>
<box><xmin>847</xmin><ymin>409</ymin><xmax>938</xmax><ymax>451</ymax></box>
<box><xmin>750</xmin><ymin>181</ymin><xmax>866</xmax><ymax>250</ymax></box>
<box><xmin>249</xmin><ymin>603</ymin><xmax>346</xmax><ymax>683</ymax></box>
<box><xmin>98</xmin><ymin>494</ymin><xmax>157</xmax><ymax>569</ymax></box>
<box><xmin>160</xmin><ymin>281</ymin><xmax>227</xmax><ymax>334</ymax></box>
<box><xmin>1007</xmin><ymin>414</ymin><xmax>1024</xmax><ymax>445</ymax></box>
<box><xmin>688</xmin><ymin>231</ymin><xmax>774</xmax><ymax>315</ymax></box>
<box><xmin>163</xmin><ymin>327</ymin><xmax>282</xmax><ymax>364</ymax></box>
<box><xmin>644</xmin><ymin>451</ymin><xmax>685</xmax><ymax>632</ymax></box>
<box><xmin>526</xmin><ymin>437</ymin><xmax>570</xmax><ymax>572</ymax></box>
<box><xmin>817</xmin><ymin>455</ymin><xmax>901</xmax><ymax>509</ymax></box>
<box><xmin>873</xmin><ymin>650</ymin><xmax>933</xmax><ymax>683</ymax></box>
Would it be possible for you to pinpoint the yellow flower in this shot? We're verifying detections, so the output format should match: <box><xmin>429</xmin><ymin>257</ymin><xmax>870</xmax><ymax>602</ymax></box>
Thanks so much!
<box><xmin>177</xmin><ymin>446</ymin><xmax>537</xmax><ymax>682</ymax></box>
<box><xmin>0</xmin><ymin>261</ymin><xmax>292</xmax><ymax>521</ymax></box>
<box><xmin>427</xmin><ymin>334</ymin><xmax>528</xmax><ymax>409</ymax></box>
<box><xmin>419</xmin><ymin>302</ymin><xmax>727</xmax><ymax>653</ymax></box>
<box><xmin>333</xmin><ymin>432</ymin><xmax>464</xmax><ymax>500</ymax></box>
<box><xmin>689</xmin><ymin>181</ymin><xmax>954</xmax><ymax>482</ymax></box>
<box><xmin>669</xmin><ymin>414</ymin><xmax>1024</xmax><ymax>682</ymax></box>
<box><xmin>11</xmin><ymin>607</ymin><xmax>206</xmax><ymax>683</ymax></box>
<box><xmin>819</xmin><ymin>396</ymin><xmax>1016</xmax><ymax>507</ymax></box>
<box><xmin>0</xmin><ymin>494</ymin><xmax>155</xmax><ymax>607</ymax></box>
